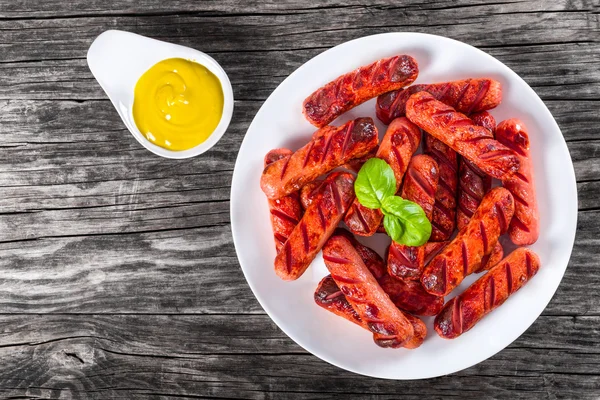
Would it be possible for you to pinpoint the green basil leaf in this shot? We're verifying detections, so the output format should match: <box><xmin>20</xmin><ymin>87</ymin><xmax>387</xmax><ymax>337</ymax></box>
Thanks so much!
<box><xmin>381</xmin><ymin>196</ymin><xmax>432</xmax><ymax>246</ymax></box>
<box><xmin>354</xmin><ymin>158</ymin><xmax>397</xmax><ymax>209</ymax></box>
<box><xmin>383</xmin><ymin>214</ymin><xmax>404</xmax><ymax>243</ymax></box>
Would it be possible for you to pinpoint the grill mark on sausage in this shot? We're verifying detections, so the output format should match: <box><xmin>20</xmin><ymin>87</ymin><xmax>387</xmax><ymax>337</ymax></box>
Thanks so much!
<box><xmin>284</xmin><ymin>241</ymin><xmax>293</xmax><ymax>274</ymax></box>
<box><xmin>390</xmin><ymin>145</ymin><xmax>405</xmax><ymax>176</ymax></box>
<box><xmin>511</xmin><ymin>216</ymin><xmax>531</xmax><ymax>232</ymax></box>
<box><xmin>495</xmin><ymin>202</ymin><xmax>508</xmax><ymax>233</ymax></box>
<box><xmin>485</xmin><ymin>276</ymin><xmax>496</xmax><ymax>311</ymax></box>
<box><xmin>340</xmin><ymin>120</ymin><xmax>355</xmax><ymax>158</ymax></box>
<box><xmin>302</xmin><ymin>141</ymin><xmax>315</xmax><ymax>168</ymax></box>
<box><xmin>525</xmin><ymin>251</ymin><xmax>533</xmax><ymax>278</ymax></box>
<box><xmin>408</xmin><ymin>167</ymin><xmax>436</xmax><ymax>198</ymax></box>
<box><xmin>459</xmin><ymin>179</ymin><xmax>483</xmax><ymax>202</ymax></box>
<box><xmin>437</xmin><ymin>178</ymin><xmax>456</xmax><ymax>197</ymax></box>
<box><xmin>497</xmin><ymin>137</ymin><xmax>527</xmax><ymax>157</ymax></box>
<box><xmin>437</xmin><ymin>82</ymin><xmax>453</xmax><ymax>100</ymax></box>
<box><xmin>353</xmin><ymin>204</ymin><xmax>370</xmax><ymax>234</ymax></box>
<box><xmin>270</xmin><ymin>208</ymin><xmax>300</xmax><ymax>225</ymax></box>
<box><xmin>274</xmin><ymin>232</ymin><xmax>288</xmax><ymax>247</ymax></box>
<box><xmin>317</xmin><ymin>206</ymin><xmax>327</xmax><ymax>231</ymax></box>
<box><xmin>324</xmin><ymin>256</ymin><xmax>351</xmax><ymax>265</ymax></box>
<box><xmin>427</xmin><ymin>145</ymin><xmax>458</xmax><ymax>173</ymax></box>
<box><xmin>320</xmin><ymin>132</ymin><xmax>334</xmax><ymax>163</ymax></box>
<box><xmin>512</xmin><ymin>192</ymin><xmax>529</xmax><ymax>207</ymax></box>
<box><xmin>478</xmin><ymin>149</ymin><xmax>516</xmax><ymax>161</ymax></box>
<box><xmin>280</xmin><ymin>157</ymin><xmax>291</xmax><ymax>179</ymax></box>
<box><xmin>466</xmin><ymin>79</ymin><xmax>491</xmax><ymax>114</ymax></box>
<box><xmin>389</xmin><ymin>244</ymin><xmax>418</xmax><ymax>275</ymax></box>
<box><xmin>480</xmin><ymin>220</ymin><xmax>489</xmax><ymax>255</ymax></box>
<box><xmin>434</xmin><ymin>200</ymin><xmax>454</xmax><ymax>221</ymax></box>
<box><xmin>431</xmin><ymin>219</ymin><xmax>451</xmax><ymax>238</ymax></box>
<box><xmin>458</xmin><ymin>202</ymin><xmax>475</xmax><ymax>219</ymax></box>
<box><xmin>330</xmin><ymin>181</ymin><xmax>343</xmax><ymax>214</ymax></box>
<box><xmin>452</xmin><ymin>298</ymin><xmax>463</xmax><ymax>335</ymax></box>
<box><xmin>461</xmin><ymin>240</ymin><xmax>469</xmax><ymax>277</ymax></box>
<box><xmin>506</xmin><ymin>262</ymin><xmax>513</xmax><ymax>294</ymax></box>
<box><xmin>300</xmin><ymin>222</ymin><xmax>309</xmax><ymax>253</ymax></box>
<box><xmin>453</xmin><ymin>79</ymin><xmax>472</xmax><ymax>108</ymax></box>
<box><xmin>513</xmin><ymin>172</ymin><xmax>529</xmax><ymax>183</ymax></box>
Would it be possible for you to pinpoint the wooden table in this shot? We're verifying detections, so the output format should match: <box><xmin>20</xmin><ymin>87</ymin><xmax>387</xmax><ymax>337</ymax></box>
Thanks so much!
<box><xmin>0</xmin><ymin>1</ymin><xmax>597</xmax><ymax>398</ymax></box>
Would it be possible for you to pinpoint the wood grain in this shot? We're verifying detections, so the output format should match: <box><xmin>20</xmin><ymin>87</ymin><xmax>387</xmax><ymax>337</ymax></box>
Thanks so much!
<box><xmin>0</xmin><ymin>0</ymin><xmax>598</xmax><ymax>398</ymax></box>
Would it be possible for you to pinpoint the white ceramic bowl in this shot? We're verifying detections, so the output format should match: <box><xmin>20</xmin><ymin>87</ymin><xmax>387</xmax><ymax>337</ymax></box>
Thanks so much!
<box><xmin>230</xmin><ymin>32</ymin><xmax>577</xmax><ymax>379</ymax></box>
<box><xmin>87</xmin><ymin>30</ymin><xmax>234</xmax><ymax>159</ymax></box>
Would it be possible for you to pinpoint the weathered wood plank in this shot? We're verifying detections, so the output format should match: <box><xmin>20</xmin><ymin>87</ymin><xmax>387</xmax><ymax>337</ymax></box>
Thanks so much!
<box><xmin>0</xmin><ymin>314</ymin><xmax>597</xmax><ymax>399</ymax></box>
<box><xmin>0</xmin><ymin>209</ymin><xmax>595</xmax><ymax>315</ymax></box>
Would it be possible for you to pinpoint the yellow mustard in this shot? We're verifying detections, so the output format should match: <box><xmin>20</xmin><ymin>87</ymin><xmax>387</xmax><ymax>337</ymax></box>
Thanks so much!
<box><xmin>132</xmin><ymin>58</ymin><xmax>224</xmax><ymax>151</ymax></box>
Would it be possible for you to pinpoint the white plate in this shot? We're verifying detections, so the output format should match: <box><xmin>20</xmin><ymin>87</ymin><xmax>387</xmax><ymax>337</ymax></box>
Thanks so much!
<box><xmin>230</xmin><ymin>33</ymin><xmax>577</xmax><ymax>379</ymax></box>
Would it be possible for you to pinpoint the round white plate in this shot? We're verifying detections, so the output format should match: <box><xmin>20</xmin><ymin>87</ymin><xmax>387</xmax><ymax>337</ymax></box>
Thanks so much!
<box><xmin>230</xmin><ymin>32</ymin><xmax>577</xmax><ymax>379</ymax></box>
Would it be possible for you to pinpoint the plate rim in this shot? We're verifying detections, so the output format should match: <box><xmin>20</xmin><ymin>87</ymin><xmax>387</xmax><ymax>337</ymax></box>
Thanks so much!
<box><xmin>230</xmin><ymin>31</ymin><xmax>578</xmax><ymax>379</ymax></box>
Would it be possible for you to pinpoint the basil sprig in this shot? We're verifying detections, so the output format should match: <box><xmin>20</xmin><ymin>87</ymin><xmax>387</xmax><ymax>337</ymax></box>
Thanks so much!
<box><xmin>354</xmin><ymin>158</ymin><xmax>432</xmax><ymax>246</ymax></box>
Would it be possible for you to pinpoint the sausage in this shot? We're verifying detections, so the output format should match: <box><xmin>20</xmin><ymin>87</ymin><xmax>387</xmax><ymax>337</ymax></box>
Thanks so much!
<box><xmin>421</xmin><ymin>187</ymin><xmax>515</xmax><ymax>296</ymax></box>
<box><xmin>378</xmin><ymin>274</ymin><xmax>444</xmax><ymax>316</ymax></box>
<box><xmin>261</xmin><ymin>118</ymin><xmax>378</xmax><ymax>200</ymax></box>
<box><xmin>303</xmin><ymin>55</ymin><xmax>419</xmax><ymax>127</ymax></box>
<box><xmin>332</xmin><ymin>228</ymin><xmax>387</xmax><ymax>280</ymax></box>
<box><xmin>434</xmin><ymin>248</ymin><xmax>541</xmax><ymax>339</ymax></box>
<box><xmin>343</xmin><ymin>149</ymin><xmax>377</xmax><ymax>173</ymax></box>
<box><xmin>314</xmin><ymin>275</ymin><xmax>426</xmax><ymax>349</ymax></box>
<box><xmin>475</xmin><ymin>241</ymin><xmax>504</xmax><ymax>273</ymax></box>
<box><xmin>299</xmin><ymin>179</ymin><xmax>324</xmax><ymax>210</ymax></box>
<box><xmin>387</xmin><ymin>155</ymin><xmax>439</xmax><ymax>281</ymax></box>
<box><xmin>323</xmin><ymin>234</ymin><xmax>415</xmax><ymax>348</ymax></box>
<box><xmin>264</xmin><ymin>149</ymin><xmax>304</xmax><ymax>252</ymax></box>
<box><xmin>274</xmin><ymin>172</ymin><xmax>355</xmax><ymax>281</ymax></box>
<box><xmin>456</xmin><ymin>161</ymin><xmax>492</xmax><ymax>231</ymax></box>
<box><xmin>344</xmin><ymin>117</ymin><xmax>421</xmax><ymax>236</ymax></box>
<box><xmin>470</xmin><ymin>110</ymin><xmax>497</xmax><ymax>135</ymax></box>
<box><xmin>405</xmin><ymin>92</ymin><xmax>520</xmax><ymax>180</ymax></box>
<box><xmin>423</xmin><ymin>134</ymin><xmax>458</xmax><ymax>241</ymax></box>
<box><xmin>376</xmin><ymin>78</ymin><xmax>502</xmax><ymax>125</ymax></box>
<box><xmin>495</xmin><ymin>119</ymin><xmax>540</xmax><ymax>245</ymax></box>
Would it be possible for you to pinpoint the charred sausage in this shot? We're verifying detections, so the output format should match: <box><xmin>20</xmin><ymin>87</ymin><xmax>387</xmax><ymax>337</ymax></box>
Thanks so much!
<box><xmin>264</xmin><ymin>149</ymin><xmax>304</xmax><ymax>252</ymax></box>
<box><xmin>434</xmin><ymin>248</ymin><xmax>541</xmax><ymax>339</ymax></box>
<box><xmin>424</xmin><ymin>134</ymin><xmax>458</xmax><ymax>241</ymax></box>
<box><xmin>323</xmin><ymin>234</ymin><xmax>415</xmax><ymax>348</ymax></box>
<box><xmin>261</xmin><ymin>118</ymin><xmax>378</xmax><ymax>200</ymax></box>
<box><xmin>274</xmin><ymin>172</ymin><xmax>355</xmax><ymax>280</ymax></box>
<box><xmin>344</xmin><ymin>117</ymin><xmax>421</xmax><ymax>236</ymax></box>
<box><xmin>406</xmin><ymin>92</ymin><xmax>519</xmax><ymax>180</ymax></box>
<box><xmin>496</xmin><ymin>119</ymin><xmax>540</xmax><ymax>245</ymax></box>
<box><xmin>387</xmin><ymin>155</ymin><xmax>439</xmax><ymax>281</ymax></box>
<box><xmin>303</xmin><ymin>55</ymin><xmax>419</xmax><ymax>127</ymax></box>
<box><xmin>376</xmin><ymin>78</ymin><xmax>502</xmax><ymax>124</ymax></box>
<box><xmin>421</xmin><ymin>187</ymin><xmax>515</xmax><ymax>296</ymax></box>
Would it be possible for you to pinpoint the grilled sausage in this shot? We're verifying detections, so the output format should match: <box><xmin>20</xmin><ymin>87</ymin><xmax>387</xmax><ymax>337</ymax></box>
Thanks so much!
<box><xmin>378</xmin><ymin>274</ymin><xmax>445</xmax><ymax>316</ymax></box>
<box><xmin>303</xmin><ymin>55</ymin><xmax>419</xmax><ymax>127</ymax></box>
<box><xmin>261</xmin><ymin>118</ymin><xmax>378</xmax><ymax>200</ymax></box>
<box><xmin>387</xmin><ymin>155</ymin><xmax>439</xmax><ymax>281</ymax></box>
<box><xmin>376</xmin><ymin>78</ymin><xmax>502</xmax><ymax>124</ymax></box>
<box><xmin>496</xmin><ymin>119</ymin><xmax>540</xmax><ymax>245</ymax></box>
<box><xmin>470</xmin><ymin>110</ymin><xmax>497</xmax><ymax>135</ymax></box>
<box><xmin>323</xmin><ymin>234</ymin><xmax>415</xmax><ymax>348</ymax></box>
<box><xmin>264</xmin><ymin>149</ymin><xmax>304</xmax><ymax>252</ymax></box>
<box><xmin>343</xmin><ymin>149</ymin><xmax>377</xmax><ymax>173</ymax></box>
<box><xmin>424</xmin><ymin>134</ymin><xmax>458</xmax><ymax>241</ymax></box>
<box><xmin>406</xmin><ymin>92</ymin><xmax>519</xmax><ymax>180</ymax></box>
<box><xmin>314</xmin><ymin>275</ymin><xmax>426</xmax><ymax>349</ymax></box>
<box><xmin>434</xmin><ymin>248</ymin><xmax>541</xmax><ymax>339</ymax></box>
<box><xmin>475</xmin><ymin>241</ymin><xmax>504</xmax><ymax>273</ymax></box>
<box><xmin>456</xmin><ymin>111</ymin><xmax>496</xmax><ymax>230</ymax></box>
<box><xmin>344</xmin><ymin>117</ymin><xmax>421</xmax><ymax>236</ymax></box>
<box><xmin>274</xmin><ymin>172</ymin><xmax>355</xmax><ymax>280</ymax></box>
<box><xmin>421</xmin><ymin>187</ymin><xmax>515</xmax><ymax>296</ymax></box>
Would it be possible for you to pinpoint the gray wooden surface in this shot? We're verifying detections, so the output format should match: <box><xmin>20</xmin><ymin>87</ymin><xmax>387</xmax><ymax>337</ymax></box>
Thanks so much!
<box><xmin>0</xmin><ymin>1</ymin><xmax>598</xmax><ymax>398</ymax></box>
